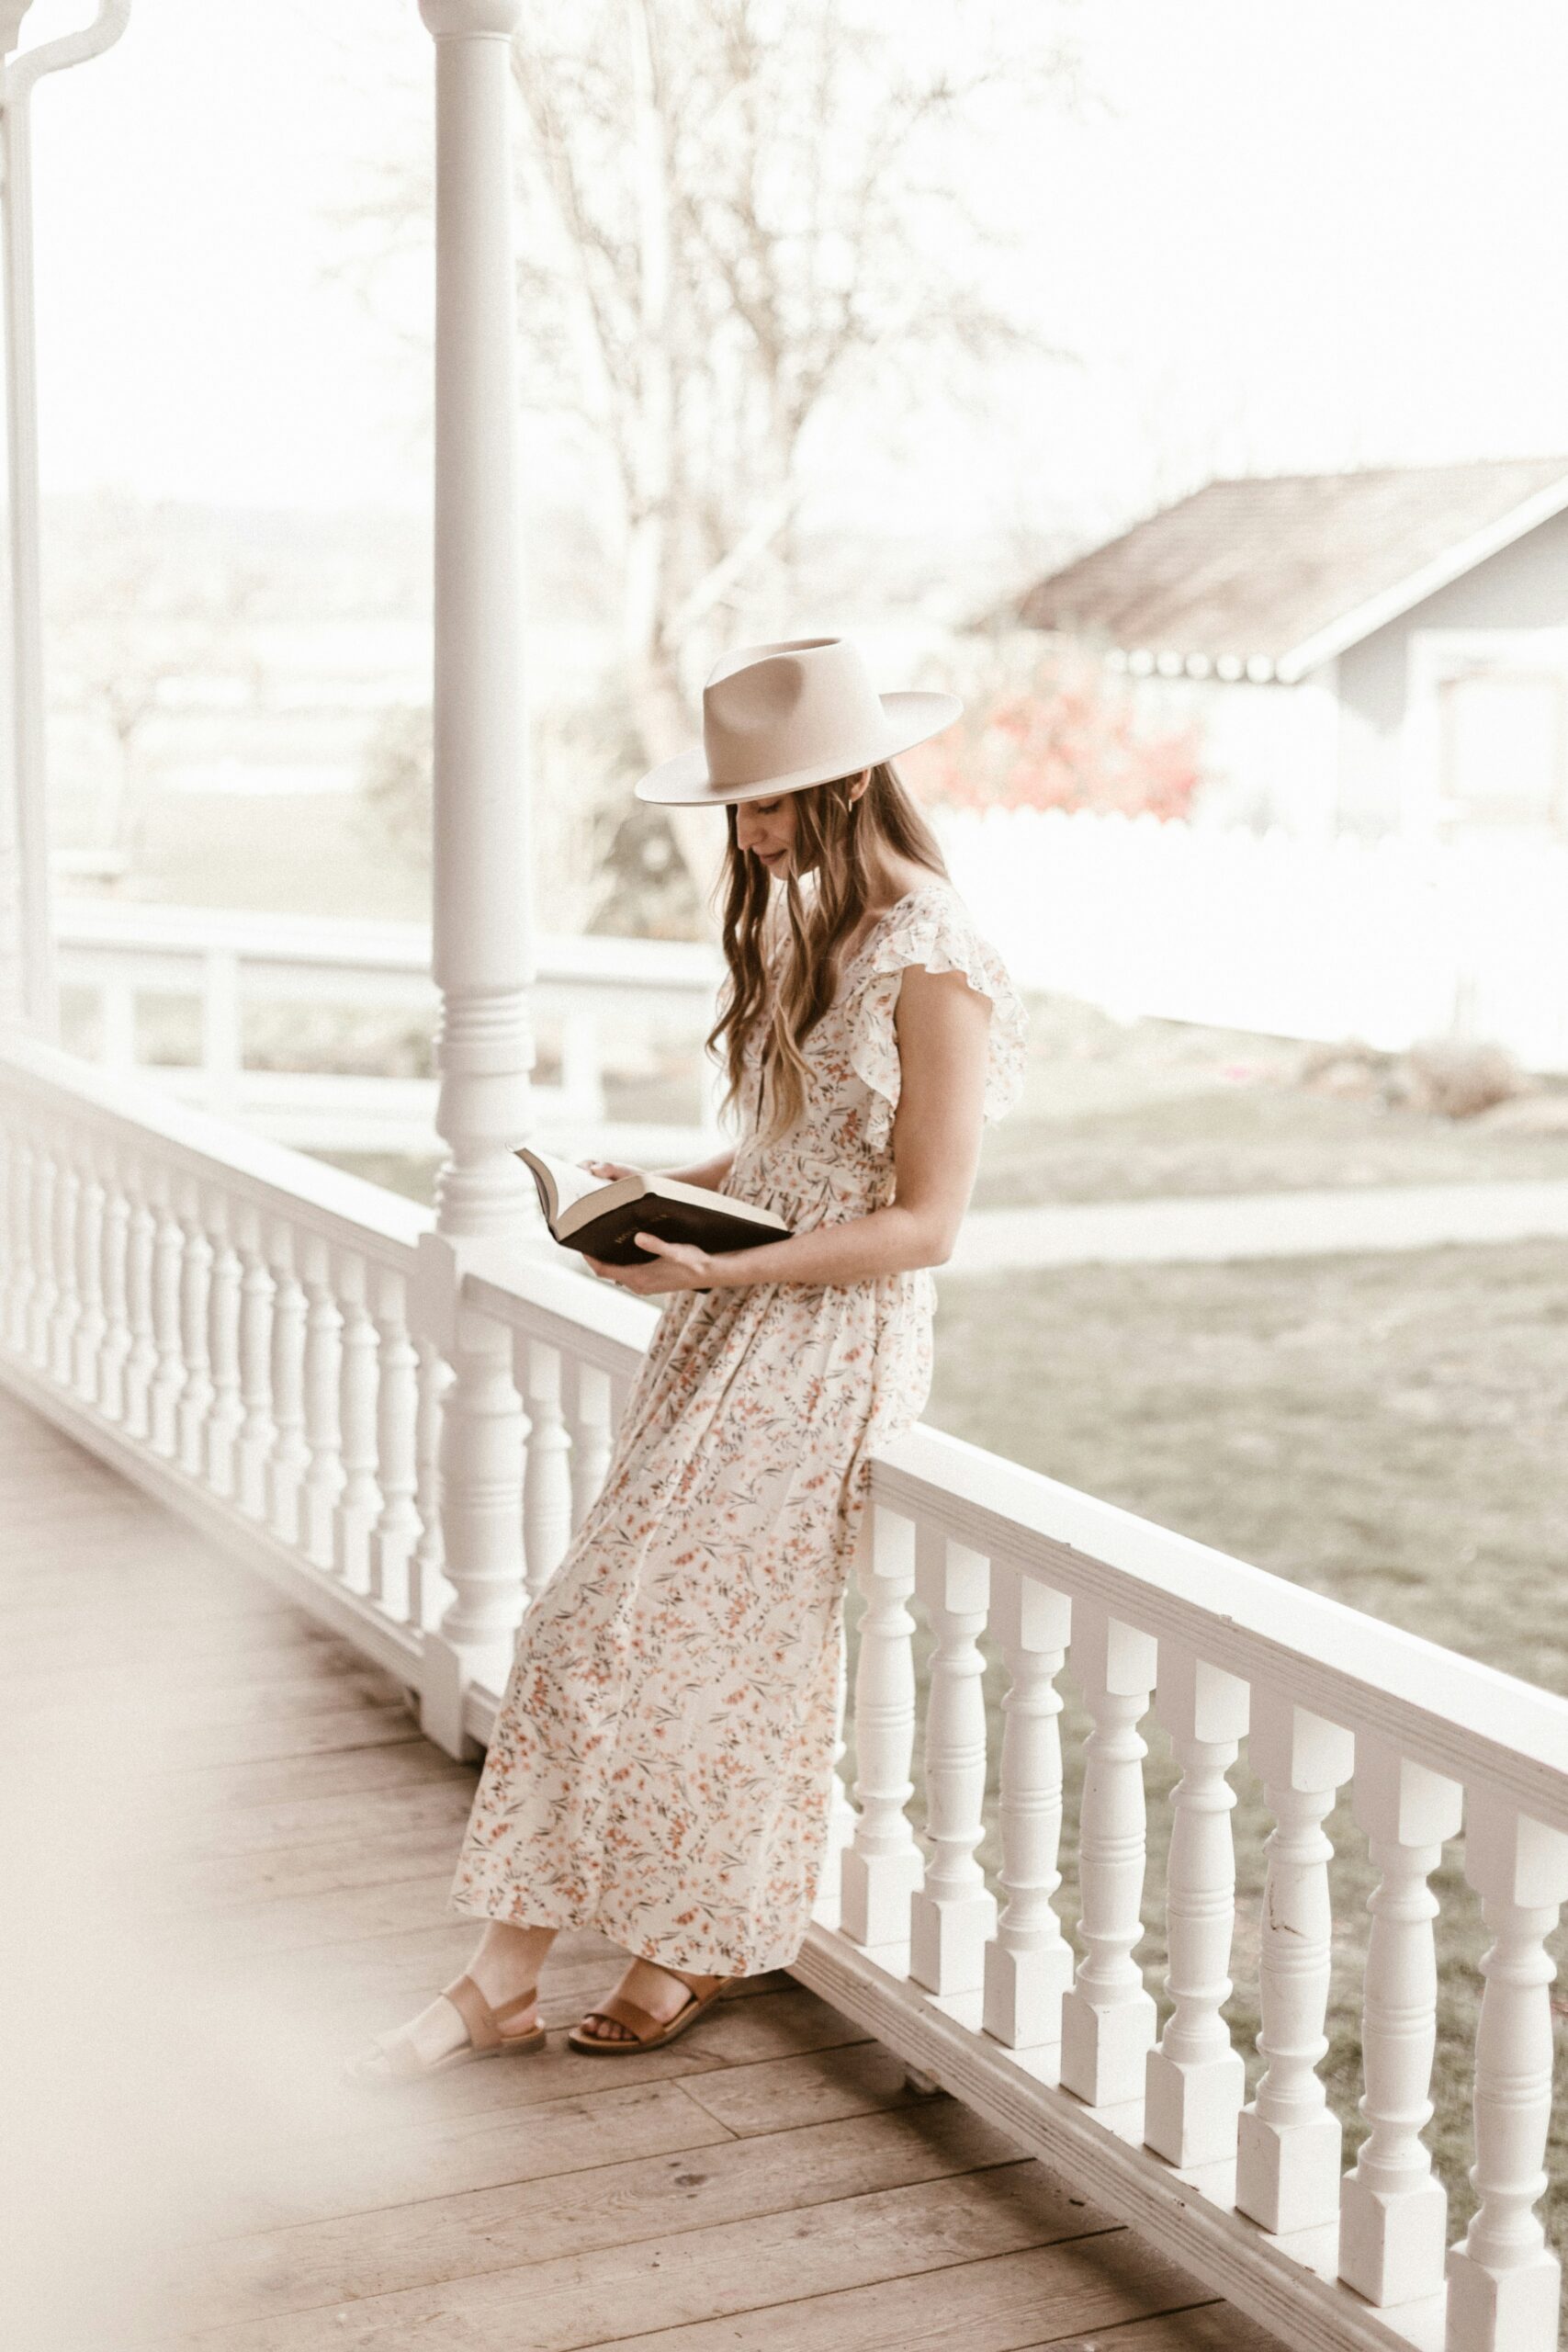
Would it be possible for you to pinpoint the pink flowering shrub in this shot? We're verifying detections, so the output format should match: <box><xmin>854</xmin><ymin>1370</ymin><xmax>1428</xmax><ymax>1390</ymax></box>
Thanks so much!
<box><xmin>904</xmin><ymin>651</ymin><xmax>1201</xmax><ymax>820</ymax></box>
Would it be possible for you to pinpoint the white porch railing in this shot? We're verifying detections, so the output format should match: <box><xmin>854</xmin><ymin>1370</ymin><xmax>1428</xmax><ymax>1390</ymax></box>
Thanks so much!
<box><xmin>2</xmin><ymin>1033</ymin><xmax>1563</xmax><ymax>2352</ymax></box>
<box><xmin>51</xmin><ymin>896</ymin><xmax>726</xmax><ymax>1162</ymax></box>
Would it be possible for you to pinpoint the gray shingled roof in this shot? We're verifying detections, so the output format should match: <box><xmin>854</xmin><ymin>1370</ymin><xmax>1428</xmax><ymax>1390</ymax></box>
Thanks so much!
<box><xmin>1015</xmin><ymin>458</ymin><xmax>1568</xmax><ymax>682</ymax></box>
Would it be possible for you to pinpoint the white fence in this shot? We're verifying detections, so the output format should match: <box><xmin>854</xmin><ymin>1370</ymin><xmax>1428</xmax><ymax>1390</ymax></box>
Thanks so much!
<box><xmin>51</xmin><ymin>897</ymin><xmax>727</xmax><ymax>1162</ymax></box>
<box><xmin>3</xmin><ymin>1030</ymin><xmax>1563</xmax><ymax>2352</ymax></box>
<box><xmin>932</xmin><ymin>808</ymin><xmax>1568</xmax><ymax>1073</ymax></box>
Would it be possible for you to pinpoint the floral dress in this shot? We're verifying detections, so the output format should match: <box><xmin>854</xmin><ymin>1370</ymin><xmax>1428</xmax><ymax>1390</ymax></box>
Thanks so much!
<box><xmin>448</xmin><ymin>880</ymin><xmax>1029</xmax><ymax>1976</ymax></box>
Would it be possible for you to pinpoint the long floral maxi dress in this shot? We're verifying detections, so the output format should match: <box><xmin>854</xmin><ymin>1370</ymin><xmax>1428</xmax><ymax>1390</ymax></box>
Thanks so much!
<box><xmin>448</xmin><ymin>881</ymin><xmax>1029</xmax><ymax>1976</ymax></box>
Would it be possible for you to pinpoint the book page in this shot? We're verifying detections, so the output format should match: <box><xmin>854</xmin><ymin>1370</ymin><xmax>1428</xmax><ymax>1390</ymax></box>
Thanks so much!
<box><xmin>517</xmin><ymin>1146</ymin><xmax>605</xmax><ymax>1217</ymax></box>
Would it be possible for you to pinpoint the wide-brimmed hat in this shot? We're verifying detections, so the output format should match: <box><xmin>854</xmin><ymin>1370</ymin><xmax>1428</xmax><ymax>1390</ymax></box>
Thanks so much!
<box><xmin>634</xmin><ymin>636</ymin><xmax>962</xmax><ymax>807</ymax></box>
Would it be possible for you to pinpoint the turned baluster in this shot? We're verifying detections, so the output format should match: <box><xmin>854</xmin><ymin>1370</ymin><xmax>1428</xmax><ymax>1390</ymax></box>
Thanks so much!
<box><xmin>520</xmin><ymin>1334</ymin><xmax>571</xmax><ymax>1599</ymax></box>
<box><xmin>423</xmin><ymin>1301</ymin><xmax>526</xmax><ymax>1756</ymax></box>
<box><xmin>147</xmin><ymin>1174</ymin><xmax>187</xmax><ymax>1458</ymax></box>
<box><xmin>840</xmin><ymin>1502</ymin><xmax>925</xmax><ymax>1947</ymax></box>
<box><xmin>47</xmin><ymin>1139</ymin><xmax>81</xmax><ymax>1384</ymax></box>
<box><xmin>566</xmin><ymin>1355</ymin><xmax>613</xmax><ymax>1527</ymax></box>
<box><xmin>333</xmin><ymin>1246</ymin><xmax>383</xmax><ymax>1590</ymax></box>
<box><xmin>26</xmin><ymin>1136</ymin><xmax>56</xmax><ymax>1366</ymax></box>
<box><xmin>175</xmin><ymin>1174</ymin><xmax>216</xmax><ymax>1475</ymax></box>
<box><xmin>265</xmin><ymin>1219</ymin><xmax>310</xmax><ymax>1545</ymax></box>
<box><xmin>233</xmin><ymin>1204</ymin><xmax>276</xmax><ymax>1520</ymax></box>
<box><xmin>409</xmin><ymin>1337</ymin><xmax>453</xmax><ymax>1632</ymax></box>
<box><xmin>827</xmin><ymin>1604</ymin><xmax>858</xmax><ymax>1871</ymax></box>
<box><xmin>6</xmin><ymin>1128</ymin><xmax>33</xmax><ymax>1351</ymax></box>
<box><xmin>367</xmin><ymin>1263</ymin><xmax>421</xmax><ymax>1621</ymax></box>
<box><xmin>299</xmin><ymin>1233</ymin><xmax>346</xmax><ymax>1571</ymax></box>
<box><xmin>204</xmin><ymin>1191</ymin><xmax>246</xmax><ymax>1498</ymax></box>
<box><xmin>1443</xmin><ymin>1792</ymin><xmax>1568</xmax><ymax>2352</ymax></box>
<box><xmin>1235</xmin><ymin>1693</ymin><xmax>1355</xmax><ymax>2233</ymax></box>
<box><xmin>910</xmin><ymin>1528</ymin><xmax>997</xmax><ymax>1994</ymax></box>
<box><xmin>1145</xmin><ymin>1648</ymin><xmax>1249</xmax><ymax>2166</ymax></box>
<box><xmin>121</xmin><ymin>1157</ymin><xmax>158</xmax><ymax>1441</ymax></box>
<box><xmin>97</xmin><ymin>1144</ymin><xmax>132</xmax><ymax>1424</ymax></box>
<box><xmin>70</xmin><ymin>1136</ymin><xmax>107</xmax><ymax>1404</ymax></box>
<box><xmin>1337</xmin><ymin>1738</ymin><xmax>1462</xmax><ymax>2306</ymax></box>
<box><xmin>1060</xmin><ymin>1605</ymin><xmax>1159</xmax><ymax>2109</ymax></box>
<box><xmin>982</xmin><ymin>1565</ymin><xmax>1073</xmax><ymax>2048</ymax></box>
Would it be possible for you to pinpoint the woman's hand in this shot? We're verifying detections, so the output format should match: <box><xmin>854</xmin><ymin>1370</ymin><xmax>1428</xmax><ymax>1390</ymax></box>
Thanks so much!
<box><xmin>582</xmin><ymin>1231</ymin><xmax>717</xmax><ymax>1295</ymax></box>
<box><xmin>579</xmin><ymin>1158</ymin><xmax>644</xmax><ymax>1184</ymax></box>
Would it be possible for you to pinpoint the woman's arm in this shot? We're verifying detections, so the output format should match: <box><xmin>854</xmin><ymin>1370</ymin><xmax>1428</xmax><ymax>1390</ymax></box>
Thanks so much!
<box><xmin>594</xmin><ymin>967</ymin><xmax>991</xmax><ymax>1295</ymax></box>
<box><xmin>656</xmin><ymin>1146</ymin><xmax>737</xmax><ymax>1192</ymax></box>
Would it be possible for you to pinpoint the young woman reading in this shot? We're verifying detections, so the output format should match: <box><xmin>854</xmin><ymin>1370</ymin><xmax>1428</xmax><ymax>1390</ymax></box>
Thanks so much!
<box><xmin>349</xmin><ymin>634</ymin><xmax>1026</xmax><ymax>2075</ymax></box>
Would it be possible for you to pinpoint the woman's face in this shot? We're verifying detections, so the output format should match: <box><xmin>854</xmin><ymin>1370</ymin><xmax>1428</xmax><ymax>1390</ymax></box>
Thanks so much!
<box><xmin>733</xmin><ymin>791</ymin><xmax>798</xmax><ymax>876</ymax></box>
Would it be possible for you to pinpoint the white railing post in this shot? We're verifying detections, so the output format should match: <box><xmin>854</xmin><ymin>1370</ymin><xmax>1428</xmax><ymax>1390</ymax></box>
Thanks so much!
<box><xmin>233</xmin><ymin>1202</ymin><xmax>276</xmax><ymax>1519</ymax></box>
<box><xmin>96</xmin><ymin>1138</ymin><xmax>131</xmax><ymax>1422</ymax></box>
<box><xmin>982</xmin><ymin>1566</ymin><xmax>1074</xmax><ymax>2048</ymax></box>
<box><xmin>416</xmin><ymin>0</ymin><xmax>535</xmax><ymax>1758</ymax></box>
<box><xmin>299</xmin><ymin>1231</ymin><xmax>345</xmax><ymax>1569</ymax></box>
<box><xmin>909</xmin><ymin>1529</ymin><xmax>996</xmax><ymax>1994</ymax></box>
<box><xmin>333</xmin><ymin>1246</ymin><xmax>383</xmax><ymax>1589</ymax></box>
<box><xmin>519</xmin><ymin>1334</ymin><xmax>572</xmax><ymax>1599</ymax></box>
<box><xmin>1443</xmin><ymin>1792</ymin><xmax>1568</xmax><ymax>2352</ymax></box>
<box><xmin>1059</xmin><ymin>1606</ymin><xmax>1159</xmax><ymax>2108</ymax></box>
<box><xmin>1337</xmin><ymin>1738</ymin><xmax>1462</xmax><ymax>2307</ymax></box>
<box><xmin>174</xmin><ymin>1172</ymin><xmax>215</xmax><ymax>1474</ymax></box>
<box><xmin>264</xmin><ymin>1216</ymin><xmax>310</xmax><ymax>1544</ymax></box>
<box><xmin>204</xmin><ymin>1189</ymin><xmax>245</xmax><ymax>1497</ymax></box>
<box><xmin>367</xmin><ymin>1263</ymin><xmax>421</xmax><ymax>1619</ymax></box>
<box><xmin>565</xmin><ymin>1355</ymin><xmax>612</xmax><ymax>1529</ymax></box>
<box><xmin>70</xmin><ymin>1130</ymin><xmax>106</xmax><ymax>1403</ymax></box>
<box><xmin>1236</xmin><ymin>1693</ymin><xmax>1355</xmax><ymax>2233</ymax></box>
<box><xmin>1144</xmin><ymin>1647</ymin><xmax>1249</xmax><ymax>2166</ymax></box>
<box><xmin>840</xmin><ymin>1501</ymin><xmax>925</xmax><ymax>1946</ymax></box>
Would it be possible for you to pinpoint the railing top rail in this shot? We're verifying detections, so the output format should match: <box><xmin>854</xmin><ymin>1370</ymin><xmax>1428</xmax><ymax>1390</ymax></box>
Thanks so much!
<box><xmin>875</xmin><ymin>1421</ymin><xmax>1568</xmax><ymax>1826</ymax></box>
<box><xmin>2</xmin><ymin>1035</ymin><xmax>431</xmax><ymax>1260</ymax></box>
<box><xmin>461</xmin><ymin>1238</ymin><xmax>660</xmax><ymax>1367</ymax></box>
<box><xmin>52</xmin><ymin>899</ymin><xmax>723</xmax><ymax>987</ymax></box>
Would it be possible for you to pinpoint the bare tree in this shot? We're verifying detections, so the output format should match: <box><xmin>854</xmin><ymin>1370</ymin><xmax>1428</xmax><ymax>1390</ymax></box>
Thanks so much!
<box><xmin>336</xmin><ymin>1</ymin><xmax>1077</xmax><ymax>912</ymax></box>
<box><xmin>45</xmin><ymin>493</ymin><xmax>274</xmax><ymax>872</ymax></box>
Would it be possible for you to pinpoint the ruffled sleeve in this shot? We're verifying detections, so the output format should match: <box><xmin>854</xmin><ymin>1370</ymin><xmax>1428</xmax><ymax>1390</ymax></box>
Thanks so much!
<box><xmin>846</xmin><ymin>888</ymin><xmax>1028</xmax><ymax>1155</ymax></box>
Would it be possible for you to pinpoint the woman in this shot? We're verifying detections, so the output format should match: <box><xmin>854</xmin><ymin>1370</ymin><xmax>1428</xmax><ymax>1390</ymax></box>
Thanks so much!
<box><xmin>350</xmin><ymin>635</ymin><xmax>1026</xmax><ymax>2077</ymax></box>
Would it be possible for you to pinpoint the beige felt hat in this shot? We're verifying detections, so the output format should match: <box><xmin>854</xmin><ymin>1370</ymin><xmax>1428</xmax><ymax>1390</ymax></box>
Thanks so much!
<box><xmin>634</xmin><ymin>636</ymin><xmax>962</xmax><ymax>807</ymax></box>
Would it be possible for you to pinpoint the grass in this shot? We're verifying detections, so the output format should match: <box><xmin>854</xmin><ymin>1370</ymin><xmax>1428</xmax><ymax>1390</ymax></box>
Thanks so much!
<box><xmin>836</xmin><ymin>1239</ymin><xmax>1568</xmax><ymax>2267</ymax></box>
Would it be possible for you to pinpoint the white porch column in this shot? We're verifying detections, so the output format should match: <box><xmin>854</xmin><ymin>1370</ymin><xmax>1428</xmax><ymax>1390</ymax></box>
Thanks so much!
<box><xmin>0</xmin><ymin>2</ymin><xmax>132</xmax><ymax>1038</ymax></box>
<box><xmin>413</xmin><ymin>0</ymin><xmax>536</xmax><ymax>1759</ymax></box>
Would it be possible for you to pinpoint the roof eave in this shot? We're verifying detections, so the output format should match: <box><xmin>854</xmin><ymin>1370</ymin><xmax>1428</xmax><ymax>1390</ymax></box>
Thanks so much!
<box><xmin>1271</xmin><ymin>470</ymin><xmax>1568</xmax><ymax>683</ymax></box>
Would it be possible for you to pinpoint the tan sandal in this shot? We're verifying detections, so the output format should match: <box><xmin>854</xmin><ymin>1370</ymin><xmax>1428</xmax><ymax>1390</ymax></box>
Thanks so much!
<box><xmin>567</xmin><ymin>1968</ymin><xmax>734</xmax><ymax>2056</ymax></box>
<box><xmin>344</xmin><ymin>1973</ymin><xmax>547</xmax><ymax>2084</ymax></box>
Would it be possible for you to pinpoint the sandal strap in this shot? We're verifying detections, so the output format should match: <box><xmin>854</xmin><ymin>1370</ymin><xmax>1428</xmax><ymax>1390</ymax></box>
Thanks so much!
<box><xmin>441</xmin><ymin>1972</ymin><xmax>537</xmax><ymax>2052</ymax></box>
<box><xmin>589</xmin><ymin>1986</ymin><xmax>694</xmax><ymax>2041</ymax></box>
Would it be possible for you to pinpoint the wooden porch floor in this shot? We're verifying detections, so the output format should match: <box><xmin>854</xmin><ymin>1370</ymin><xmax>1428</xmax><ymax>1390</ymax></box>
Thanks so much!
<box><xmin>0</xmin><ymin>1390</ymin><xmax>1286</xmax><ymax>2352</ymax></box>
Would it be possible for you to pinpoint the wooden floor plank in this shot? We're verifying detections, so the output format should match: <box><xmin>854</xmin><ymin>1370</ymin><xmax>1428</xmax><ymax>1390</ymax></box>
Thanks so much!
<box><xmin>176</xmin><ymin>2099</ymin><xmax>1026</xmax><ymax>2331</ymax></box>
<box><xmin>0</xmin><ymin>1391</ymin><xmax>1282</xmax><ymax>2352</ymax></box>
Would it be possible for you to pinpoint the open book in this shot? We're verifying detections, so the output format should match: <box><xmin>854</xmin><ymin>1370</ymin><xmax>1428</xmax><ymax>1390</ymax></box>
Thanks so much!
<box><xmin>514</xmin><ymin>1145</ymin><xmax>791</xmax><ymax>1268</ymax></box>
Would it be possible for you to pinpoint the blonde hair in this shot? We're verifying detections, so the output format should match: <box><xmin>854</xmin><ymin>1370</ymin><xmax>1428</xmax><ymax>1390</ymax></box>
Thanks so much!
<box><xmin>705</xmin><ymin>759</ymin><xmax>949</xmax><ymax>1148</ymax></box>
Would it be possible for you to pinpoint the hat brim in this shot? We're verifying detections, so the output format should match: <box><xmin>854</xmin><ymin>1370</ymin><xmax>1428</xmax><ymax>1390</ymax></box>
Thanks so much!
<box><xmin>633</xmin><ymin>690</ymin><xmax>963</xmax><ymax>806</ymax></box>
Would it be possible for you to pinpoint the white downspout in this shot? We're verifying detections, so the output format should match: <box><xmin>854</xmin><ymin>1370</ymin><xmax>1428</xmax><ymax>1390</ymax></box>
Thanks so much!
<box><xmin>0</xmin><ymin>0</ymin><xmax>132</xmax><ymax>1043</ymax></box>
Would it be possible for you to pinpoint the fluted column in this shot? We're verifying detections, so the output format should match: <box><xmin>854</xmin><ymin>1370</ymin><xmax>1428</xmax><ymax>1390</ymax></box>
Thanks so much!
<box><xmin>414</xmin><ymin>0</ymin><xmax>534</xmax><ymax>1759</ymax></box>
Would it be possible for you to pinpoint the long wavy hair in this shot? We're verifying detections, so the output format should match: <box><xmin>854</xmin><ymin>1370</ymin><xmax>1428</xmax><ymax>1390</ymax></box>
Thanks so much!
<box><xmin>704</xmin><ymin>759</ymin><xmax>950</xmax><ymax>1148</ymax></box>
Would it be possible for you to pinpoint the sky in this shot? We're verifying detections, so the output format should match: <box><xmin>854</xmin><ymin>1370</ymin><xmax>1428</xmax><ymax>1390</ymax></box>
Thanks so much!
<box><xmin>22</xmin><ymin>0</ymin><xmax>1568</xmax><ymax>549</ymax></box>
